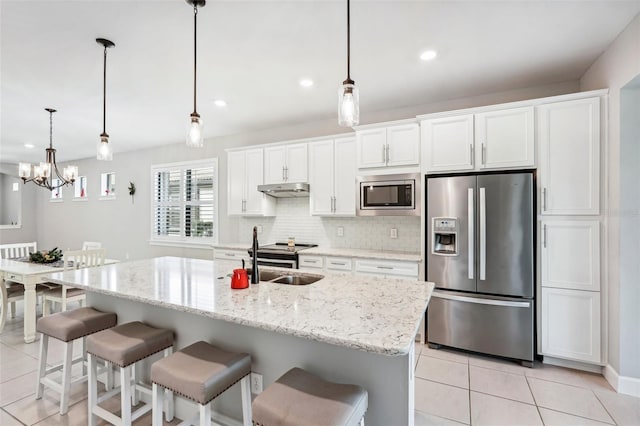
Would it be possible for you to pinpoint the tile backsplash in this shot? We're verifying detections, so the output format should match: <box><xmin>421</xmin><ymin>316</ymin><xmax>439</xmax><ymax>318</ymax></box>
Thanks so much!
<box><xmin>235</xmin><ymin>198</ymin><xmax>421</xmax><ymax>252</ymax></box>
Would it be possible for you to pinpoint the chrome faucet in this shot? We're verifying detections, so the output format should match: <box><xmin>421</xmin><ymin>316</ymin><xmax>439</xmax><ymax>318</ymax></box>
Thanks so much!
<box><xmin>251</xmin><ymin>226</ymin><xmax>259</xmax><ymax>284</ymax></box>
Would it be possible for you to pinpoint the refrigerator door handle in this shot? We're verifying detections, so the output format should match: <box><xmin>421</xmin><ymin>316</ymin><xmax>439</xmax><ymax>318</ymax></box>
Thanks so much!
<box><xmin>479</xmin><ymin>187</ymin><xmax>486</xmax><ymax>280</ymax></box>
<box><xmin>468</xmin><ymin>188</ymin><xmax>474</xmax><ymax>279</ymax></box>
<box><xmin>432</xmin><ymin>291</ymin><xmax>531</xmax><ymax>308</ymax></box>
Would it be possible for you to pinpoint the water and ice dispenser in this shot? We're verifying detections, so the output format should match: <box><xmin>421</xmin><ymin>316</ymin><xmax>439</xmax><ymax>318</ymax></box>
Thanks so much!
<box><xmin>432</xmin><ymin>217</ymin><xmax>458</xmax><ymax>256</ymax></box>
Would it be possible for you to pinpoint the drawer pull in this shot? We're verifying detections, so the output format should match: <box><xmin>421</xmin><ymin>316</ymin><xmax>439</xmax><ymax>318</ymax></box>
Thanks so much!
<box><xmin>305</xmin><ymin>260</ymin><xmax>318</xmax><ymax>263</ymax></box>
<box><xmin>331</xmin><ymin>262</ymin><xmax>347</xmax><ymax>266</ymax></box>
<box><xmin>376</xmin><ymin>266</ymin><xmax>393</xmax><ymax>270</ymax></box>
<box><xmin>224</xmin><ymin>253</ymin><xmax>235</xmax><ymax>257</ymax></box>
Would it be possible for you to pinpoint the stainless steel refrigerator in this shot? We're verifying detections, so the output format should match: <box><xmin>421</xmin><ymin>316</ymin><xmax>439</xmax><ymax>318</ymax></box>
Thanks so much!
<box><xmin>426</xmin><ymin>172</ymin><xmax>535</xmax><ymax>365</ymax></box>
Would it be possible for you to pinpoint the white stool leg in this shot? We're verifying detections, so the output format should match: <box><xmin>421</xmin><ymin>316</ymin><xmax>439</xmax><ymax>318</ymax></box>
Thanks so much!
<box><xmin>152</xmin><ymin>383</ymin><xmax>163</xmax><ymax>426</ymax></box>
<box><xmin>131</xmin><ymin>362</ymin><xmax>139</xmax><ymax>405</ymax></box>
<box><xmin>121</xmin><ymin>366</ymin><xmax>133</xmax><ymax>426</ymax></box>
<box><xmin>10</xmin><ymin>301</ymin><xmax>16</xmax><ymax>318</ymax></box>
<box><xmin>88</xmin><ymin>354</ymin><xmax>98</xmax><ymax>426</ymax></box>
<box><xmin>60</xmin><ymin>340</ymin><xmax>73</xmax><ymax>414</ymax></box>
<box><xmin>240</xmin><ymin>375</ymin><xmax>252</xmax><ymax>426</ymax></box>
<box><xmin>164</xmin><ymin>347</ymin><xmax>174</xmax><ymax>422</ymax></box>
<box><xmin>106</xmin><ymin>361</ymin><xmax>113</xmax><ymax>391</ymax></box>
<box><xmin>82</xmin><ymin>337</ymin><xmax>87</xmax><ymax>376</ymax></box>
<box><xmin>360</xmin><ymin>418</ymin><xmax>365</xmax><ymax>426</ymax></box>
<box><xmin>199</xmin><ymin>402</ymin><xmax>212</xmax><ymax>426</ymax></box>
<box><xmin>35</xmin><ymin>334</ymin><xmax>48</xmax><ymax>399</ymax></box>
<box><xmin>43</xmin><ymin>298</ymin><xmax>51</xmax><ymax>316</ymax></box>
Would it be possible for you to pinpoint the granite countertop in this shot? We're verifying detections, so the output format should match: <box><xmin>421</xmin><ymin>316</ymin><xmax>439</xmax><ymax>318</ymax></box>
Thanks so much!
<box><xmin>45</xmin><ymin>256</ymin><xmax>433</xmax><ymax>356</ymax></box>
<box><xmin>213</xmin><ymin>243</ymin><xmax>421</xmax><ymax>262</ymax></box>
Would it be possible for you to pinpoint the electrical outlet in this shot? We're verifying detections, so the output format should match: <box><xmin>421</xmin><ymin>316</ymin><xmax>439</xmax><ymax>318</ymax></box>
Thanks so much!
<box><xmin>390</xmin><ymin>228</ymin><xmax>398</xmax><ymax>239</ymax></box>
<box><xmin>337</xmin><ymin>226</ymin><xmax>344</xmax><ymax>237</ymax></box>
<box><xmin>257</xmin><ymin>225</ymin><xmax>263</xmax><ymax>234</ymax></box>
<box><xmin>251</xmin><ymin>373</ymin><xmax>263</xmax><ymax>394</ymax></box>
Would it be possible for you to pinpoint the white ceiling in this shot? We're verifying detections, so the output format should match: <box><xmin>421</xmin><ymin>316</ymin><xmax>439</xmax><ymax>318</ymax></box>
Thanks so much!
<box><xmin>2</xmin><ymin>0</ymin><xmax>640</xmax><ymax>164</ymax></box>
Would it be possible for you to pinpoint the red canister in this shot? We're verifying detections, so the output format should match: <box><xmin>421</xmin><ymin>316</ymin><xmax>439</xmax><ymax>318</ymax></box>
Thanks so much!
<box><xmin>231</xmin><ymin>268</ymin><xmax>249</xmax><ymax>289</ymax></box>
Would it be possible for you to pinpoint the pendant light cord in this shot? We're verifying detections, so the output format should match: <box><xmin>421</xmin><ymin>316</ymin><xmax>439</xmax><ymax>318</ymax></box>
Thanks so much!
<box><xmin>49</xmin><ymin>110</ymin><xmax>53</xmax><ymax>149</ymax></box>
<box><xmin>347</xmin><ymin>0</ymin><xmax>351</xmax><ymax>81</ymax></box>
<box><xmin>193</xmin><ymin>5</ymin><xmax>198</xmax><ymax>114</ymax></box>
<box><xmin>102</xmin><ymin>46</ymin><xmax>107</xmax><ymax>135</ymax></box>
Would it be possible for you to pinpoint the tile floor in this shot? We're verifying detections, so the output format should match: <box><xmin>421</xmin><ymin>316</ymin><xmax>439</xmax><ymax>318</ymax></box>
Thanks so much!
<box><xmin>1</xmin><ymin>305</ymin><xmax>639</xmax><ymax>425</ymax></box>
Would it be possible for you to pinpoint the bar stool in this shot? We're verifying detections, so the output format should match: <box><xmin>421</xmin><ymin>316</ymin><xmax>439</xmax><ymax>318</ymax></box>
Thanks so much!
<box><xmin>87</xmin><ymin>321</ymin><xmax>174</xmax><ymax>426</ymax></box>
<box><xmin>151</xmin><ymin>340</ymin><xmax>252</xmax><ymax>426</ymax></box>
<box><xmin>252</xmin><ymin>367</ymin><xmax>368</xmax><ymax>426</ymax></box>
<box><xmin>35</xmin><ymin>307</ymin><xmax>117</xmax><ymax>415</ymax></box>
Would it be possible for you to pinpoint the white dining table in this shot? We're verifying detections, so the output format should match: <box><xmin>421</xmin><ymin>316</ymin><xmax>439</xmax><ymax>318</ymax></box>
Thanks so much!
<box><xmin>0</xmin><ymin>258</ymin><xmax>118</xmax><ymax>343</ymax></box>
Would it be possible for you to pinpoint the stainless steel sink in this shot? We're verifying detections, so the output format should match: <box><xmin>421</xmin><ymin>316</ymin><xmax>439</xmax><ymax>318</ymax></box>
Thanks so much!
<box><xmin>245</xmin><ymin>269</ymin><xmax>283</xmax><ymax>282</ymax></box>
<box><xmin>271</xmin><ymin>274</ymin><xmax>323</xmax><ymax>285</ymax></box>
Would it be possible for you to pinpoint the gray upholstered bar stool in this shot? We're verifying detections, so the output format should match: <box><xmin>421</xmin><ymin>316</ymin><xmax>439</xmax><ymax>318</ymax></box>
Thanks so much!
<box><xmin>35</xmin><ymin>307</ymin><xmax>117</xmax><ymax>415</ymax></box>
<box><xmin>150</xmin><ymin>341</ymin><xmax>252</xmax><ymax>426</ymax></box>
<box><xmin>86</xmin><ymin>321</ymin><xmax>174</xmax><ymax>426</ymax></box>
<box><xmin>252</xmin><ymin>368</ymin><xmax>368</xmax><ymax>426</ymax></box>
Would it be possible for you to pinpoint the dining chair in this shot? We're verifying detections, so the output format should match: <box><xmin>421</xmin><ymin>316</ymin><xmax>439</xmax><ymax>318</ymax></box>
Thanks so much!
<box><xmin>0</xmin><ymin>241</ymin><xmax>39</xmax><ymax>321</ymax></box>
<box><xmin>82</xmin><ymin>241</ymin><xmax>102</xmax><ymax>250</ymax></box>
<box><xmin>42</xmin><ymin>248</ymin><xmax>106</xmax><ymax>315</ymax></box>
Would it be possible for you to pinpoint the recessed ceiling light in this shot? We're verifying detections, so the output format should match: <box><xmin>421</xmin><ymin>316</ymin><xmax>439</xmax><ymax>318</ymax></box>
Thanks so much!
<box><xmin>420</xmin><ymin>50</ymin><xmax>437</xmax><ymax>61</ymax></box>
<box><xmin>299</xmin><ymin>79</ymin><xmax>314</xmax><ymax>88</ymax></box>
<box><xmin>213</xmin><ymin>99</ymin><xmax>227</xmax><ymax>107</ymax></box>
<box><xmin>24</xmin><ymin>143</ymin><xmax>35</xmax><ymax>149</ymax></box>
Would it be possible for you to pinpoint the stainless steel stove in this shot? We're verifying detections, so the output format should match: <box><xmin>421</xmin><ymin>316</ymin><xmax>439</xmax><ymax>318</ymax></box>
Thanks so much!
<box><xmin>248</xmin><ymin>243</ymin><xmax>318</xmax><ymax>269</ymax></box>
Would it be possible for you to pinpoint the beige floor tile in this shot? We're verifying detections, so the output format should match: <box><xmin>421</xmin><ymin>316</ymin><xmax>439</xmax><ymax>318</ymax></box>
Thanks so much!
<box><xmin>415</xmin><ymin>356</ymin><xmax>469</xmax><ymax>389</ymax></box>
<box><xmin>0</xmin><ymin>349</ymin><xmax>39</xmax><ymax>384</ymax></box>
<box><xmin>3</xmin><ymin>382</ymin><xmax>87</xmax><ymax>425</ymax></box>
<box><xmin>594</xmin><ymin>388</ymin><xmax>640</xmax><ymax>426</ymax></box>
<box><xmin>470</xmin><ymin>391</ymin><xmax>542</xmax><ymax>426</ymax></box>
<box><xmin>0</xmin><ymin>408</ymin><xmax>23</xmax><ymax>426</ymax></box>
<box><xmin>525</xmin><ymin>363</ymin><xmax>600</xmax><ymax>389</ymax></box>
<box><xmin>539</xmin><ymin>408</ymin><xmax>616</xmax><ymax>426</ymax></box>
<box><xmin>527</xmin><ymin>377</ymin><xmax>614</xmax><ymax>424</ymax></box>
<box><xmin>0</xmin><ymin>370</ymin><xmax>38</xmax><ymax>407</ymax></box>
<box><xmin>467</xmin><ymin>354</ymin><xmax>529</xmax><ymax>375</ymax></box>
<box><xmin>415</xmin><ymin>409</ymin><xmax>466</xmax><ymax>425</ymax></box>
<box><xmin>469</xmin><ymin>365</ymin><xmax>534</xmax><ymax>404</ymax></box>
<box><xmin>420</xmin><ymin>345</ymin><xmax>469</xmax><ymax>365</ymax></box>
<box><xmin>415</xmin><ymin>378</ymin><xmax>470</xmax><ymax>424</ymax></box>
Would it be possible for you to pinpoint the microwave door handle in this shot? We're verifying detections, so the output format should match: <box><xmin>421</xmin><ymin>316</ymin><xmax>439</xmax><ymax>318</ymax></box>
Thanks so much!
<box><xmin>468</xmin><ymin>188</ymin><xmax>474</xmax><ymax>280</ymax></box>
<box><xmin>479</xmin><ymin>187</ymin><xmax>486</xmax><ymax>281</ymax></box>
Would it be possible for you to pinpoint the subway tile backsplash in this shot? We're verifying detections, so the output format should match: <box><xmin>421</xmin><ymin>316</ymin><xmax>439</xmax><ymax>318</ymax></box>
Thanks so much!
<box><xmin>235</xmin><ymin>198</ymin><xmax>421</xmax><ymax>252</ymax></box>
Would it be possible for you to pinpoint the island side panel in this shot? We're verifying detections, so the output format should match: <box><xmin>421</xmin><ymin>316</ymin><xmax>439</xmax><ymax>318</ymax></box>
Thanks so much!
<box><xmin>88</xmin><ymin>292</ymin><xmax>414</xmax><ymax>426</ymax></box>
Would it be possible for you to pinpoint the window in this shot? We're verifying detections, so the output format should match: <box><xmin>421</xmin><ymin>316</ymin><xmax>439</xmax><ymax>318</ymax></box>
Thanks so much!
<box><xmin>150</xmin><ymin>159</ymin><xmax>218</xmax><ymax>246</ymax></box>
<box><xmin>100</xmin><ymin>173</ymin><xmax>116</xmax><ymax>199</ymax></box>
<box><xmin>51</xmin><ymin>179</ymin><xmax>63</xmax><ymax>200</ymax></box>
<box><xmin>74</xmin><ymin>176</ymin><xmax>88</xmax><ymax>199</ymax></box>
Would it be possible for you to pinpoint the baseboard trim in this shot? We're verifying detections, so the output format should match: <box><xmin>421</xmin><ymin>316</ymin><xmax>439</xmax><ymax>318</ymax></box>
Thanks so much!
<box><xmin>604</xmin><ymin>364</ymin><xmax>640</xmax><ymax>398</ymax></box>
<box><xmin>543</xmin><ymin>356</ymin><xmax>603</xmax><ymax>374</ymax></box>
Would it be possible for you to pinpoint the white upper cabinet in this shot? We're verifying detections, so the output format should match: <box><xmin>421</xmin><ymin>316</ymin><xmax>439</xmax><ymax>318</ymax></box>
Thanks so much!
<box><xmin>538</xmin><ymin>97</ymin><xmax>600</xmax><ymax>215</ymax></box>
<box><xmin>475</xmin><ymin>106</ymin><xmax>534</xmax><ymax>169</ymax></box>
<box><xmin>356</xmin><ymin>123</ymin><xmax>419</xmax><ymax>170</ymax></box>
<box><xmin>421</xmin><ymin>114</ymin><xmax>475</xmax><ymax>172</ymax></box>
<box><xmin>421</xmin><ymin>106</ymin><xmax>534</xmax><ymax>173</ymax></box>
<box><xmin>309</xmin><ymin>137</ymin><xmax>356</xmax><ymax>216</ymax></box>
<box><xmin>264</xmin><ymin>143</ymin><xmax>308</xmax><ymax>184</ymax></box>
<box><xmin>227</xmin><ymin>148</ymin><xmax>275</xmax><ymax>216</ymax></box>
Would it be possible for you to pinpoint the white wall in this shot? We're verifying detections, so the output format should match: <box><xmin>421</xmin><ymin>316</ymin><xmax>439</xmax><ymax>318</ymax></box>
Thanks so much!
<box><xmin>580</xmin><ymin>12</ymin><xmax>640</xmax><ymax>381</ymax></box>
<box><xmin>0</xmin><ymin>163</ymin><xmax>38</xmax><ymax>245</ymax></box>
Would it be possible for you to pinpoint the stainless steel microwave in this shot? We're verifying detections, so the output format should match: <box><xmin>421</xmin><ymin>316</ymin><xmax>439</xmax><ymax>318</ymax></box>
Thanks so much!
<box><xmin>356</xmin><ymin>173</ymin><xmax>421</xmax><ymax>216</ymax></box>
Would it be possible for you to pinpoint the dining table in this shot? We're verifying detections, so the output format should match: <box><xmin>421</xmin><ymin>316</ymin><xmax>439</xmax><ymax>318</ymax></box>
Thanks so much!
<box><xmin>0</xmin><ymin>257</ymin><xmax>118</xmax><ymax>343</ymax></box>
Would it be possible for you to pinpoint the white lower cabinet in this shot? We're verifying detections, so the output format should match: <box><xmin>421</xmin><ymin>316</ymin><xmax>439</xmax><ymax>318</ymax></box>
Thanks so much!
<box><xmin>354</xmin><ymin>259</ymin><xmax>419</xmax><ymax>279</ymax></box>
<box><xmin>326</xmin><ymin>257</ymin><xmax>353</xmax><ymax>272</ymax></box>
<box><xmin>299</xmin><ymin>255</ymin><xmax>324</xmax><ymax>270</ymax></box>
<box><xmin>213</xmin><ymin>248</ymin><xmax>250</xmax><ymax>264</ymax></box>
<box><xmin>541</xmin><ymin>288</ymin><xmax>601</xmax><ymax>364</ymax></box>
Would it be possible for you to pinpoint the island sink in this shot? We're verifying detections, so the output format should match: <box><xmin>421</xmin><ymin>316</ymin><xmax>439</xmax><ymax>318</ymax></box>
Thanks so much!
<box><xmin>245</xmin><ymin>268</ymin><xmax>323</xmax><ymax>285</ymax></box>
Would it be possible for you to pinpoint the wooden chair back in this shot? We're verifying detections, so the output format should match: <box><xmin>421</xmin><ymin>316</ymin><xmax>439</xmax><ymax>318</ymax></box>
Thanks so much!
<box><xmin>0</xmin><ymin>242</ymin><xmax>37</xmax><ymax>259</ymax></box>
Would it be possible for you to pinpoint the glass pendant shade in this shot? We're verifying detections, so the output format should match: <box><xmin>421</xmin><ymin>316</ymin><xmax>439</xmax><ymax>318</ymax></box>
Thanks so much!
<box><xmin>39</xmin><ymin>162</ymin><xmax>51</xmax><ymax>178</ymax></box>
<box><xmin>186</xmin><ymin>113</ymin><xmax>204</xmax><ymax>148</ymax></box>
<box><xmin>338</xmin><ymin>83</ymin><xmax>359</xmax><ymax>127</ymax></box>
<box><xmin>63</xmin><ymin>165</ymin><xmax>78</xmax><ymax>182</ymax></box>
<box><xmin>97</xmin><ymin>135</ymin><xmax>113</xmax><ymax>161</ymax></box>
<box><xmin>19</xmin><ymin>163</ymin><xmax>32</xmax><ymax>179</ymax></box>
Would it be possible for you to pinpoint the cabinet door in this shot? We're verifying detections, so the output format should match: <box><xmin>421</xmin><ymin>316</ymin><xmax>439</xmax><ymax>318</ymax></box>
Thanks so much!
<box><xmin>244</xmin><ymin>148</ymin><xmax>266</xmax><ymax>215</ymax></box>
<box><xmin>475</xmin><ymin>106</ymin><xmax>534</xmax><ymax>169</ymax></box>
<box><xmin>421</xmin><ymin>115</ymin><xmax>474</xmax><ymax>172</ymax></box>
<box><xmin>264</xmin><ymin>146</ymin><xmax>286</xmax><ymax>184</ymax></box>
<box><xmin>308</xmin><ymin>140</ymin><xmax>334</xmax><ymax>215</ymax></box>
<box><xmin>386</xmin><ymin>124</ymin><xmax>420</xmax><ymax>167</ymax></box>
<box><xmin>356</xmin><ymin>128</ymin><xmax>387</xmax><ymax>169</ymax></box>
<box><xmin>541</xmin><ymin>288</ymin><xmax>601</xmax><ymax>364</ymax></box>
<box><xmin>285</xmin><ymin>143</ymin><xmax>308</xmax><ymax>183</ymax></box>
<box><xmin>333</xmin><ymin>137</ymin><xmax>357</xmax><ymax>216</ymax></box>
<box><xmin>227</xmin><ymin>151</ymin><xmax>246</xmax><ymax>215</ymax></box>
<box><xmin>538</xmin><ymin>98</ymin><xmax>600</xmax><ymax>215</ymax></box>
<box><xmin>541</xmin><ymin>220</ymin><xmax>600</xmax><ymax>292</ymax></box>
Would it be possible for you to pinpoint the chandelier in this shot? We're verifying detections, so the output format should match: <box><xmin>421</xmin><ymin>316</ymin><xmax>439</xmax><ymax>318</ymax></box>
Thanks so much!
<box><xmin>18</xmin><ymin>108</ymin><xmax>78</xmax><ymax>191</ymax></box>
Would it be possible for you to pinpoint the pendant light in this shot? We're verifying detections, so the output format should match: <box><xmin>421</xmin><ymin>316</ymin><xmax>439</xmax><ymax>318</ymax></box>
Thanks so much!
<box><xmin>186</xmin><ymin>0</ymin><xmax>206</xmax><ymax>148</ymax></box>
<box><xmin>338</xmin><ymin>0</ymin><xmax>359</xmax><ymax>127</ymax></box>
<box><xmin>96</xmin><ymin>38</ymin><xmax>115</xmax><ymax>161</ymax></box>
<box><xmin>19</xmin><ymin>108</ymin><xmax>78</xmax><ymax>191</ymax></box>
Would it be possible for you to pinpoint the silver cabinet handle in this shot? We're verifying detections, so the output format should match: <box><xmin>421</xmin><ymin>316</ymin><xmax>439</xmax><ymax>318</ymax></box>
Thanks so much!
<box><xmin>224</xmin><ymin>253</ymin><xmax>235</xmax><ymax>257</ymax></box>
<box><xmin>382</xmin><ymin>144</ymin><xmax>386</xmax><ymax>164</ymax></box>
<box><xmin>282</xmin><ymin>166</ymin><xmax>285</xmax><ymax>182</ymax></box>
<box><xmin>306</xmin><ymin>259</ymin><xmax>319</xmax><ymax>263</ymax></box>
<box><xmin>433</xmin><ymin>291</ymin><xmax>531</xmax><ymax>308</ymax></box>
<box><xmin>285</xmin><ymin>166</ymin><xmax>289</xmax><ymax>181</ymax></box>
<box><xmin>332</xmin><ymin>196</ymin><xmax>336</xmax><ymax>213</ymax></box>
<box><xmin>543</xmin><ymin>224</ymin><xmax>547</xmax><ymax>248</ymax></box>
<box><xmin>332</xmin><ymin>262</ymin><xmax>347</xmax><ymax>266</ymax></box>
<box><xmin>468</xmin><ymin>188</ymin><xmax>474</xmax><ymax>280</ymax></box>
<box><xmin>542</xmin><ymin>187</ymin><xmax>547</xmax><ymax>212</ymax></box>
<box><xmin>376</xmin><ymin>265</ymin><xmax>393</xmax><ymax>270</ymax></box>
<box><xmin>470</xmin><ymin>144</ymin><xmax>473</xmax><ymax>164</ymax></box>
<box><xmin>479</xmin><ymin>187</ymin><xmax>486</xmax><ymax>281</ymax></box>
<box><xmin>386</xmin><ymin>143</ymin><xmax>390</xmax><ymax>165</ymax></box>
<box><xmin>482</xmin><ymin>143</ymin><xmax>486</xmax><ymax>165</ymax></box>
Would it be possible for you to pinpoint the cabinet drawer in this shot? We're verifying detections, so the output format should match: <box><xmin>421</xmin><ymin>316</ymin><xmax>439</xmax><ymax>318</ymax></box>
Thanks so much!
<box><xmin>6</xmin><ymin>273</ymin><xmax>24</xmax><ymax>282</ymax></box>
<box><xmin>214</xmin><ymin>249</ymin><xmax>249</xmax><ymax>261</ymax></box>
<box><xmin>355</xmin><ymin>259</ymin><xmax>419</xmax><ymax>278</ymax></box>
<box><xmin>326</xmin><ymin>257</ymin><xmax>352</xmax><ymax>271</ymax></box>
<box><xmin>299</xmin><ymin>256</ymin><xmax>324</xmax><ymax>269</ymax></box>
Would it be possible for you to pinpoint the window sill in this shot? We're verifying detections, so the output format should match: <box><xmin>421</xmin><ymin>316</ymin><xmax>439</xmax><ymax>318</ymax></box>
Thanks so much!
<box><xmin>50</xmin><ymin>198</ymin><xmax>63</xmax><ymax>203</ymax></box>
<box><xmin>148</xmin><ymin>239</ymin><xmax>217</xmax><ymax>249</ymax></box>
<box><xmin>73</xmin><ymin>197</ymin><xmax>89</xmax><ymax>202</ymax></box>
<box><xmin>99</xmin><ymin>196</ymin><xmax>116</xmax><ymax>201</ymax></box>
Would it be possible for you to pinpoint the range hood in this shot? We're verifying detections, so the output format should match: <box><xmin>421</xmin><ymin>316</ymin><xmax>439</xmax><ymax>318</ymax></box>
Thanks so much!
<box><xmin>258</xmin><ymin>182</ymin><xmax>310</xmax><ymax>198</ymax></box>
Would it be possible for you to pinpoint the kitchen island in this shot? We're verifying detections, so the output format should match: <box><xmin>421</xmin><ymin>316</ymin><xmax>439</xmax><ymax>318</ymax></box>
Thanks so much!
<box><xmin>46</xmin><ymin>256</ymin><xmax>433</xmax><ymax>426</ymax></box>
